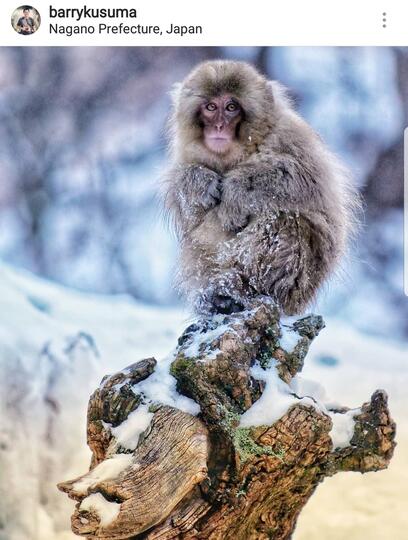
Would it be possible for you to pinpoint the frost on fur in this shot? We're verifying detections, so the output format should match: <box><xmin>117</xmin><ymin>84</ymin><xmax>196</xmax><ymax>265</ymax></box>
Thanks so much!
<box><xmin>162</xmin><ymin>60</ymin><xmax>360</xmax><ymax>316</ymax></box>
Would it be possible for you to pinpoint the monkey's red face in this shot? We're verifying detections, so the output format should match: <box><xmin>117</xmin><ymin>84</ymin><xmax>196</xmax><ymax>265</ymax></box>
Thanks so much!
<box><xmin>200</xmin><ymin>95</ymin><xmax>242</xmax><ymax>155</ymax></box>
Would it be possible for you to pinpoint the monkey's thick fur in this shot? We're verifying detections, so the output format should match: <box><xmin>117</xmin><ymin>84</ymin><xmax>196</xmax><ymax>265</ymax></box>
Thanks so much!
<box><xmin>163</xmin><ymin>61</ymin><xmax>358</xmax><ymax>315</ymax></box>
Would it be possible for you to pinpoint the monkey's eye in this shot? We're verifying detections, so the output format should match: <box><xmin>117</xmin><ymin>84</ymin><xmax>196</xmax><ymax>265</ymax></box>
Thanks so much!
<box><xmin>206</xmin><ymin>103</ymin><xmax>217</xmax><ymax>111</ymax></box>
<box><xmin>226</xmin><ymin>102</ymin><xmax>239</xmax><ymax>112</ymax></box>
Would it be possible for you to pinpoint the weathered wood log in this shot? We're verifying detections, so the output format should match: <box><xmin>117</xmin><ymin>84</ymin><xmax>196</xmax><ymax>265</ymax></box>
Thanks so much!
<box><xmin>58</xmin><ymin>300</ymin><xmax>396</xmax><ymax>539</ymax></box>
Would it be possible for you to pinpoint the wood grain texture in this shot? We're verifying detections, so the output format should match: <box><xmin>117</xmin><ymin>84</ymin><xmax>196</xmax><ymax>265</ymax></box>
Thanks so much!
<box><xmin>58</xmin><ymin>300</ymin><xmax>396</xmax><ymax>539</ymax></box>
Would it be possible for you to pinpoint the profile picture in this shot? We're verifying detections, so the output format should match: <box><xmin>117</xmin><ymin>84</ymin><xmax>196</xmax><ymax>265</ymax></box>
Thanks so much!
<box><xmin>11</xmin><ymin>5</ymin><xmax>41</xmax><ymax>35</ymax></box>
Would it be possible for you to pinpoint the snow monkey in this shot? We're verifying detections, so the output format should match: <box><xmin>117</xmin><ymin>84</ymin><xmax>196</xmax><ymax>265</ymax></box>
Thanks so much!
<box><xmin>162</xmin><ymin>60</ymin><xmax>357</xmax><ymax>315</ymax></box>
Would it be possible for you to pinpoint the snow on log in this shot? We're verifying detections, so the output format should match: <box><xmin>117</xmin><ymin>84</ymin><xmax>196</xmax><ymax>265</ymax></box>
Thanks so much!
<box><xmin>58</xmin><ymin>299</ymin><xmax>396</xmax><ymax>540</ymax></box>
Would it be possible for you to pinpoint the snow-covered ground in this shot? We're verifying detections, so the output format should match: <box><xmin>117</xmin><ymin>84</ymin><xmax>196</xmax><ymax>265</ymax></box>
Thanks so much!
<box><xmin>0</xmin><ymin>263</ymin><xmax>407</xmax><ymax>540</ymax></box>
<box><xmin>0</xmin><ymin>263</ymin><xmax>188</xmax><ymax>540</ymax></box>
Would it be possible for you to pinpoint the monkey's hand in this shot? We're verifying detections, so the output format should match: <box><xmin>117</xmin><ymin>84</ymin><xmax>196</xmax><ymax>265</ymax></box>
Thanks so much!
<box><xmin>216</xmin><ymin>176</ymin><xmax>251</xmax><ymax>233</ymax></box>
<box><xmin>188</xmin><ymin>165</ymin><xmax>222</xmax><ymax>210</ymax></box>
<box><xmin>163</xmin><ymin>165</ymin><xmax>223</xmax><ymax>234</ymax></box>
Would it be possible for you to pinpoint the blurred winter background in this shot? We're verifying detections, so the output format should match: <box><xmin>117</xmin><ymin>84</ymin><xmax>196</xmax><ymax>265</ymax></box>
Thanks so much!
<box><xmin>0</xmin><ymin>47</ymin><xmax>407</xmax><ymax>540</ymax></box>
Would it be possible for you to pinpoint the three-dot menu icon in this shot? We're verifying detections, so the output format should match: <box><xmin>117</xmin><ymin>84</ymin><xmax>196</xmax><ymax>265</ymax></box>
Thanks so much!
<box><xmin>382</xmin><ymin>12</ymin><xmax>387</xmax><ymax>28</ymax></box>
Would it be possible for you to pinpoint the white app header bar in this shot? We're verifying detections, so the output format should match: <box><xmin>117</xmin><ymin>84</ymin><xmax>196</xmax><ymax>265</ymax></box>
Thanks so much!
<box><xmin>0</xmin><ymin>0</ymin><xmax>407</xmax><ymax>47</ymax></box>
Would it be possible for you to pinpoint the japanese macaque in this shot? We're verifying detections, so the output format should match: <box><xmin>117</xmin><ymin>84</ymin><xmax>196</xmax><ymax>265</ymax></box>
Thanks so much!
<box><xmin>162</xmin><ymin>60</ymin><xmax>358</xmax><ymax>315</ymax></box>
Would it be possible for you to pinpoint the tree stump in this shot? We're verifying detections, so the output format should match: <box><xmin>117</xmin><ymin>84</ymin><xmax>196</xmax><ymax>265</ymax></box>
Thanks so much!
<box><xmin>58</xmin><ymin>300</ymin><xmax>396</xmax><ymax>539</ymax></box>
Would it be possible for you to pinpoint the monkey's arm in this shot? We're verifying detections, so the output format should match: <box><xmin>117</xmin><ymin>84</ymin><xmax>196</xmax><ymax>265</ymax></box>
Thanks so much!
<box><xmin>163</xmin><ymin>164</ymin><xmax>222</xmax><ymax>234</ymax></box>
<box><xmin>217</xmin><ymin>157</ymin><xmax>325</xmax><ymax>232</ymax></box>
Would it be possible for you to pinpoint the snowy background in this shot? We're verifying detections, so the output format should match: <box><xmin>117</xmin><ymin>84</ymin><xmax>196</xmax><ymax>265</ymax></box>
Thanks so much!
<box><xmin>0</xmin><ymin>47</ymin><xmax>407</xmax><ymax>540</ymax></box>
